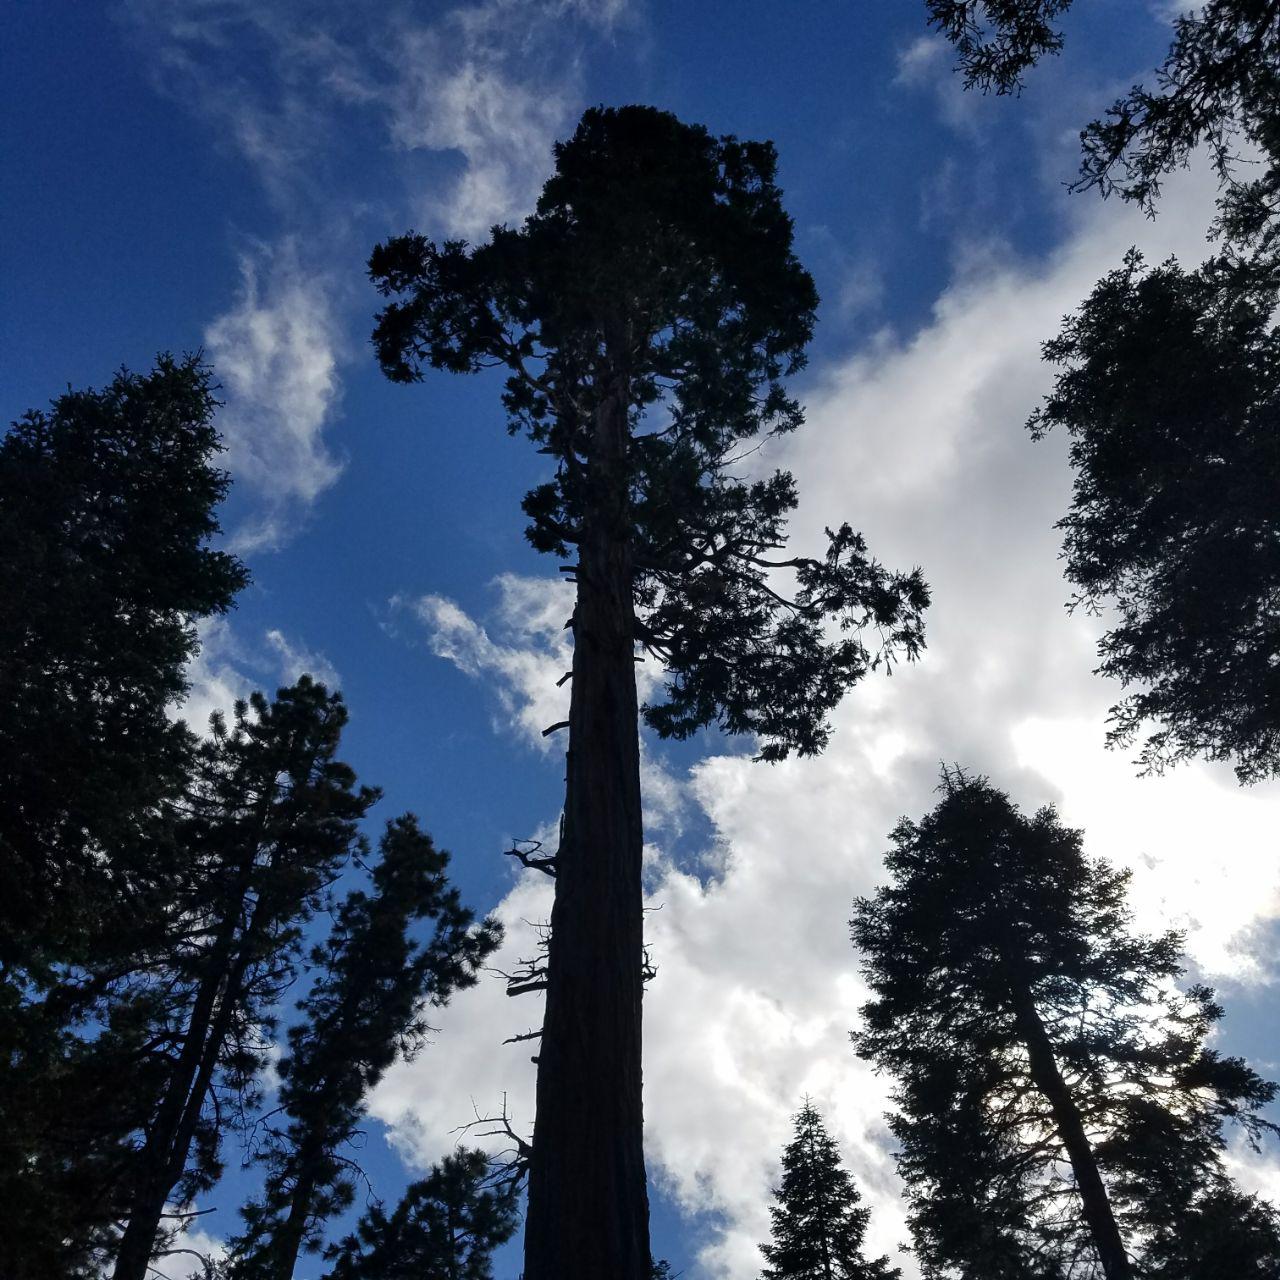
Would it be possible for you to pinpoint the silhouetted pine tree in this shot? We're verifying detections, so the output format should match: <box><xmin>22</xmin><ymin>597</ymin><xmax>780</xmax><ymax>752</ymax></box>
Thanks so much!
<box><xmin>1030</xmin><ymin>249</ymin><xmax>1280</xmax><ymax>782</ymax></box>
<box><xmin>760</xmin><ymin>1100</ymin><xmax>900</xmax><ymax>1280</ymax></box>
<box><xmin>369</xmin><ymin>104</ymin><xmax>929</xmax><ymax>1280</ymax></box>
<box><xmin>852</xmin><ymin>771</ymin><xmax>1280</xmax><ymax>1280</ymax></box>
<box><xmin>927</xmin><ymin>0</ymin><xmax>1280</xmax><ymax>236</ymax></box>
<box><xmin>321</xmin><ymin>1150</ymin><xmax>519</xmax><ymax>1280</ymax></box>
<box><xmin>0</xmin><ymin>355</ymin><xmax>246</xmax><ymax>1279</ymax></box>
<box><xmin>224</xmin><ymin>816</ymin><xmax>501</xmax><ymax>1280</ymax></box>
<box><xmin>0</xmin><ymin>354</ymin><xmax>246</xmax><ymax>967</ymax></box>
<box><xmin>111</xmin><ymin>678</ymin><xmax>378</xmax><ymax>1280</ymax></box>
<box><xmin>926</xmin><ymin>4</ymin><xmax>1280</xmax><ymax>783</ymax></box>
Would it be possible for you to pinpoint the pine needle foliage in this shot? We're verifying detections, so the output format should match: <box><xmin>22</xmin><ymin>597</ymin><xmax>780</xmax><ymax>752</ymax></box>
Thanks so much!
<box><xmin>760</xmin><ymin>1100</ymin><xmax>900</xmax><ymax>1280</ymax></box>
<box><xmin>322</xmin><ymin>1150</ymin><xmax>519</xmax><ymax>1280</ymax></box>
<box><xmin>225</xmin><ymin>817</ymin><xmax>501</xmax><ymax>1280</ymax></box>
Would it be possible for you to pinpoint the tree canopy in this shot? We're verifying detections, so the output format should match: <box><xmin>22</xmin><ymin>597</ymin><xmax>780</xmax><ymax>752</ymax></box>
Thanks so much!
<box><xmin>852</xmin><ymin>771</ymin><xmax>1279</xmax><ymax>1277</ymax></box>
<box><xmin>225</xmin><ymin>816</ymin><xmax>500</xmax><ymax>1280</ymax></box>
<box><xmin>1031</xmin><ymin>249</ymin><xmax>1280</xmax><ymax>780</ymax></box>
<box><xmin>370</xmin><ymin>104</ymin><xmax>929</xmax><ymax>1279</ymax></box>
<box><xmin>0</xmin><ymin>354</ymin><xmax>246</xmax><ymax>969</ymax></box>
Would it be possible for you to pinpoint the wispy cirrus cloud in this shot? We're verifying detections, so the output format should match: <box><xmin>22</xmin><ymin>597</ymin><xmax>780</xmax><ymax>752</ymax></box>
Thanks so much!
<box><xmin>121</xmin><ymin>0</ymin><xmax>630</xmax><ymax>545</ymax></box>
<box><xmin>204</xmin><ymin>240</ymin><xmax>344</xmax><ymax>552</ymax></box>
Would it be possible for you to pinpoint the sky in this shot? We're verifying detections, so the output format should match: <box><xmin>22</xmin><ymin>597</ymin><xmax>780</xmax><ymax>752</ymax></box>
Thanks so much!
<box><xmin>3</xmin><ymin>1</ymin><xmax>1279</xmax><ymax>1276</ymax></box>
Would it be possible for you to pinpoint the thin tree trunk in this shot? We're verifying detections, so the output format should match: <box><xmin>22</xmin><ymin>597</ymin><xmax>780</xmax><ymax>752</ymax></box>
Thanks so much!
<box><xmin>112</xmin><ymin>855</ymin><xmax>256</xmax><ymax>1280</ymax></box>
<box><xmin>522</xmin><ymin>357</ymin><xmax>651</xmax><ymax>1279</ymax></box>
<box><xmin>268</xmin><ymin>1164</ymin><xmax>319</xmax><ymax>1280</ymax></box>
<box><xmin>1008</xmin><ymin>981</ymin><xmax>1133</xmax><ymax>1280</ymax></box>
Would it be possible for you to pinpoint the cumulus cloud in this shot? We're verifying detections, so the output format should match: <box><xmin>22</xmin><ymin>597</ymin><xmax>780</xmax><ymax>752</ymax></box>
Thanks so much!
<box><xmin>370</xmin><ymin>157</ymin><xmax>1280</xmax><ymax>1277</ymax></box>
<box><xmin>204</xmin><ymin>241</ymin><xmax>345</xmax><ymax>552</ymax></box>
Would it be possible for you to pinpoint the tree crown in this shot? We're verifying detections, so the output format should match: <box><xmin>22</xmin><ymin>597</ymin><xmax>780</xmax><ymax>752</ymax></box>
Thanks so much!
<box><xmin>370</xmin><ymin>105</ymin><xmax>928</xmax><ymax>760</ymax></box>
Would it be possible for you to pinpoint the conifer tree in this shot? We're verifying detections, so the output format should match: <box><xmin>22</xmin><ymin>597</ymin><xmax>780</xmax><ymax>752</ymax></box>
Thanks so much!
<box><xmin>369</xmin><ymin>104</ymin><xmax>928</xmax><ymax>1280</ymax></box>
<box><xmin>852</xmin><ymin>771</ymin><xmax>1280</xmax><ymax>1279</ymax></box>
<box><xmin>224</xmin><ymin>816</ymin><xmax>501</xmax><ymax>1280</ymax></box>
<box><xmin>1030</xmin><ymin>249</ymin><xmax>1280</xmax><ymax>781</ymax></box>
<box><xmin>760</xmin><ymin>1100</ymin><xmax>900</xmax><ymax>1280</ymax></box>
<box><xmin>924</xmin><ymin>3</ymin><xmax>1280</xmax><ymax>781</ymax></box>
<box><xmin>0</xmin><ymin>354</ymin><xmax>246</xmax><ymax>968</ymax></box>
<box><xmin>111</xmin><ymin>678</ymin><xmax>378</xmax><ymax>1280</ymax></box>
<box><xmin>322</xmin><ymin>1150</ymin><xmax>519</xmax><ymax>1280</ymax></box>
<box><xmin>0</xmin><ymin>355</ymin><xmax>247</xmax><ymax>1279</ymax></box>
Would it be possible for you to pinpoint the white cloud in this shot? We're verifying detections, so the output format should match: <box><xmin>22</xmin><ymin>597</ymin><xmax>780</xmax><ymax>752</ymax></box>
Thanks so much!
<box><xmin>387</xmin><ymin>0</ymin><xmax>629</xmax><ymax>239</ymax></box>
<box><xmin>180</xmin><ymin>617</ymin><xmax>254</xmax><ymax>734</ymax></box>
<box><xmin>391</xmin><ymin>53</ymin><xmax>572</xmax><ymax>240</ymax></box>
<box><xmin>264</xmin><ymin>627</ymin><xmax>342</xmax><ymax>690</ymax></box>
<box><xmin>894</xmin><ymin>33</ymin><xmax>948</xmax><ymax>89</ymax></box>
<box><xmin>399</xmin><ymin>575</ymin><xmax>577</xmax><ymax>751</ymax></box>
<box><xmin>204</xmin><ymin>240</ymin><xmax>345</xmax><ymax>551</ymax></box>
<box><xmin>152</xmin><ymin>1224</ymin><xmax>225</xmax><ymax>1279</ymax></box>
<box><xmin>124</xmin><ymin>0</ymin><xmax>627</xmax><ymax>239</ymax></box>
<box><xmin>178</xmin><ymin>618</ymin><xmax>342</xmax><ymax>732</ymax></box>
<box><xmin>370</xmin><ymin>158</ymin><xmax>1280</xmax><ymax>1277</ymax></box>
<box><xmin>894</xmin><ymin>31</ymin><xmax>990</xmax><ymax>136</ymax></box>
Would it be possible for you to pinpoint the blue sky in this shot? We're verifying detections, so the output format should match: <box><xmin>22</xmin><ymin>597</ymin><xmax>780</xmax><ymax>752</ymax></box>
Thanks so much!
<box><xmin>4</xmin><ymin>2</ymin><xmax>1279</xmax><ymax>1276</ymax></box>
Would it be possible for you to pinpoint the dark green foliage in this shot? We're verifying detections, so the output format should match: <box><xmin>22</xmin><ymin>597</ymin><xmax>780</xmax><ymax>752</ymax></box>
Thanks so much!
<box><xmin>225</xmin><ymin>816</ymin><xmax>501</xmax><ymax>1279</ymax></box>
<box><xmin>760</xmin><ymin>1100</ymin><xmax>900</xmax><ymax>1280</ymax></box>
<box><xmin>370</xmin><ymin>105</ymin><xmax>928</xmax><ymax>763</ymax></box>
<box><xmin>371</xmin><ymin>104</ymin><xmax>928</xmax><ymax>1280</ymax></box>
<box><xmin>852</xmin><ymin>771</ymin><xmax>1279</xmax><ymax>1277</ymax></box>
<box><xmin>1031</xmin><ymin>250</ymin><xmax>1280</xmax><ymax>781</ymax></box>
<box><xmin>0</xmin><ymin>355</ymin><xmax>247</xmax><ymax>1279</ymax></box>
<box><xmin>1143</xmin><ymin>1184</ymin><xmax>1280</xmax><ymax>1278</ymax></box>
<box><xmin>1074</xmin><ymin>0</ymin><xmax>1280</xmax><ymax>235</ymax></box>
<box><xmin>322</xmin><ymin>1150</ymin><xmax>519</xmax><ymax>1280</ymax></box>
<box><xmin>925</xmin><ymin>1</ymin><xmax>1073</xmax><ymax>93</ymax></box>
<box><xmin>0</xmin><ymin>353</ymin><xmax>246</xmax><ymax>968</ymax></box>
<box><xmin>927</xmin><ymin>4</ymin><xmax>1280</xmax><ymax>779</ymax></box>
<box><xmin>927</xmin><ymin>0</ymin><xmax>1280</xmax><ymax>243</ymax></box>
<box><xmin>110</xmin><ymin>678</ymin><xmax>378</xmax><ymax>1280</ymax></box>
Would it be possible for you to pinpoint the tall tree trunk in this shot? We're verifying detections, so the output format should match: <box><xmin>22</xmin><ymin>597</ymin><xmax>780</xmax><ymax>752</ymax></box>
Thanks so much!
<box><xmin>1008</xmin><ymin>981</ymin><xmax>1133</xmax><ymax>1280</ymax></box>
<box><xmin>522</xmin><ymin>360</ymin><xmax>651</xmax><ymax>1279</ymax></box>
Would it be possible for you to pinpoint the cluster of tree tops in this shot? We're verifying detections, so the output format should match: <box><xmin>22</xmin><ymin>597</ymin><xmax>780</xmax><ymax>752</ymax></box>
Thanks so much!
<box><xmin>0</xmin><ymin>358</ymin><xmax>515</xmax><ymax>1279</ymax></box>
<box><xmin>8</xmin><ymin>0</ymin><xmax>1280</xmax><ymax>1275</ymax></box>
<box><xmin>754</xmin><ymin>768</ymin><xmax>1280</xmax><ymax>1280</ymax></box>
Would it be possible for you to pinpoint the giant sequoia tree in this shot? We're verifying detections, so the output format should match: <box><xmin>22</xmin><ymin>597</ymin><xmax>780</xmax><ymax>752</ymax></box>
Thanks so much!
<box><xmin>852</xmin><ymin>772</ymin><xmax>1280</xmax><ymax>1279</ymax></box>
<box><xmin>369</xmin><ymin>106</ymin><xmax>929</xmax><ymax>1279</ymax></box>
<box><xmin>760</xmin><ymin>1100</ymin><xmax>900</xmax><ymax>1280</ymax></box>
